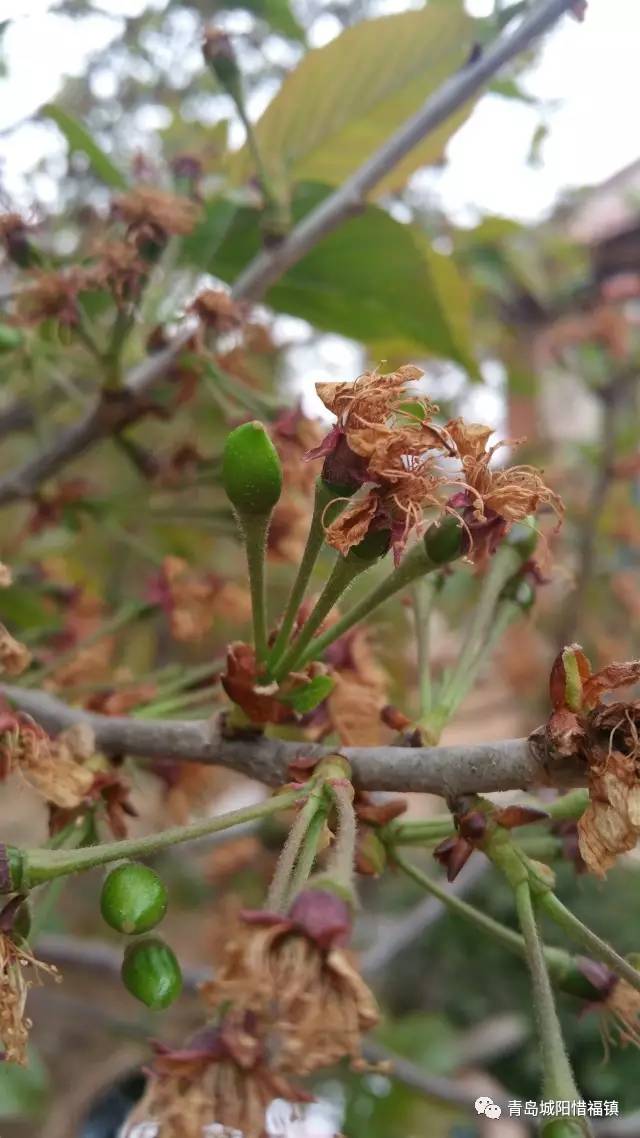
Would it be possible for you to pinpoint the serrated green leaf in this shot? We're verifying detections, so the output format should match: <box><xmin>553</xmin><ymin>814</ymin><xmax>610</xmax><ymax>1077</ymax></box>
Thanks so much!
<box><xmin>192</xmin><ymin>183</ymin><xmax>477</xmax><ymax>373</ymax></box>
<box><xmin>232</xmin><ymin>5</ymin><xmax>475</xmax><ymax>194</ymax></box>
<box><xmin>42</xmin><ymin>105</ymin><xmax>128</xmax><ymax>190</ymax></box>
<box><xmin>280</xmin><ymin>674</ymin><xmax>335</xmax><ymax>713</ymax></box>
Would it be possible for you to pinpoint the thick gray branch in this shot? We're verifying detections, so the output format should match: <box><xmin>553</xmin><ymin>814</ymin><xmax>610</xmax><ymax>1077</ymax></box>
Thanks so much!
<box><xmin>0</xmin><ymin>0</ymin><xmax>575</xmax><ymax>508</ymax></box>
<box><xmin>0</xmin><ymin>683</ymin><xmax>584</xmax><ymax>795</ymax></box>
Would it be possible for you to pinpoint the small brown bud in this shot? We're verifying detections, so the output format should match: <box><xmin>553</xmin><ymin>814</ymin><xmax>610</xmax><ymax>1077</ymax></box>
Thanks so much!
<box><xmin>495</xmin><ymin>805</ymin><xmax>550</xmax><ymax>830</ymax></box>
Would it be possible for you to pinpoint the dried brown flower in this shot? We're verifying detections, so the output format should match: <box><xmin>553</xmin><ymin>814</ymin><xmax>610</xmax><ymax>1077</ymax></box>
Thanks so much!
<box><xmin>113</xmin><ymin>186</ymin><xmax>199</xmax><ymax>239</ymax></box>
<box><xmin>17</xmin><ymin>268</ymin><xmax>94</xmax><ymax>327</ymax></box>
<box><xmin>122</xmin><ymin>1019</ymin><xmax>311</xmax><ymax>1138</ymax></box>
<box><xmin>149</xmin><ymin>555</ymin><xmax>251</xmax><ymax>642</ymax></box>
<box><xmin>90</xmin><ymin>239</ymin><xmax>147</xmax><ymax>303</ymax></box>
<box><xmin>446</xmin><ymin>417</ymin><xmax>563</xmax><ymax>559</ymax></box>
<box><xmin>0</xmin><ymin>930</ymin><xmax>58</xmax><ymax>1065</ymax></box>
<box><xmin>324</xmin><ymin>628</ymin><xmax>390</xmax><ymax>746</ymax></box>
<box><xmin>40</xmin><ymin>589</ymin><xmax>114</xmax><ymax>690</ymax></box>
<box><xmin>0</xmin><ymin>626</ymin><xmax>31</xmax><ymax>677</ymax></box>
<box><xmin>0</xmin><ymin>715</ymin><xmax>95</xmax><ymax>809</ymax></box>
<box><xmin>203</xmin><ymin>891</ymin><xmax>378</xmax><ymax>1076</ymax></box>
<box><xmin>541</xmin><ymin>646</ymin><xmax>640</xmax><ymax>876</ymax></box>
<box><xmin>601</xmin><ymin>978</ymin><xmax>640</xmax><ymax>1049</ymax></box>
<box><xmin>190</xmin><ymin>289</ymin><xmax>243</xmax><ymax>332</ymax></box>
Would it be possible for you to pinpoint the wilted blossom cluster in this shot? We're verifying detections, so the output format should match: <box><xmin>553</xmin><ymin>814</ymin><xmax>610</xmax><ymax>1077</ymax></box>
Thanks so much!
<box><xmin>123</xmin><ymin>889</ymin><xmax>378</xmax><ymax>1138</ymax></box>
<box><xmin>306</xmin><ymin>365</ymin><xmax>561</xmax><ymax>566</ymax></box>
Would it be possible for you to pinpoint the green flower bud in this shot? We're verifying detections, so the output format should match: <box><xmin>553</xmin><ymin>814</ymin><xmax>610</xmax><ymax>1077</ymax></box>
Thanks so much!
<box><xmin>423</xmin><ymin>515</ymin><xmax>464</xmax><ymax>565</ymax></box>
<box><xmin>121</xmin><ymin>937</ymin><xmax>182</xmax><ymax>1009</ymax></box>
<box><xmin>100</xmin><ymin>862</ymin><xmax>168</xmax><ymax>935</ymax></box>
<box><xmin>222</xmin><ymin>421</ymin><xmax>283</xmax><ymax>517</ymax></box>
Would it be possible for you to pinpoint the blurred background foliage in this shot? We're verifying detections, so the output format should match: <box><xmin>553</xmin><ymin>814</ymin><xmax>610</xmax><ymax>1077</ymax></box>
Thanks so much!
<box><xmin>0</xmin><ymin>1</ymin><xmax>639</xmax><ymax>1135</ymax></box>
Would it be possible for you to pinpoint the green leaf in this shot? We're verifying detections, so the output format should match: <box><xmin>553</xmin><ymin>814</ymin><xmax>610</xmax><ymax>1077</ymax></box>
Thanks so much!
<box><xmin>280</xmin><ymin>674</ymin><xmax>335</xmax><ymax>713</ymax></box>
<box><xmin>195</xmin><ymin>183</ymin><xmax>477</xmax><ymax>373</ymax></box>
<box><xmin>42</xmin><ymin>105</ymin><xmax>128</xmax><ymax>190</ymax></box>
<box><xmin>220</xmin><ymin>0</ymin><xmax>303</xmax><ymax>40</ymax></box>
<box><xmin>182</xmin><ymin>197</ymin><xmax>238</xmax><ymax>267</ymax></box>
<box><xmin>232</xmin><ymin>5</ymin><xmax>475</xmax><ymax>194</ymax></box>
<box><xmin>0</xmin><ymin>1047</ymin><xmax>49</xmax><ymax>1119</ymax></box>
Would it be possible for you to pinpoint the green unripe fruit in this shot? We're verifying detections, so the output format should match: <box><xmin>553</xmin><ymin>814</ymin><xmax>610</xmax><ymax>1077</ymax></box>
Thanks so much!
<box><xmin>0</xmin><ymin>324</ymin><xmax>23</xmax><ymax>353</ymax></box>
<box><xmin>505</xmin><ymin>515</ymin><xmax>537</xmax><ymax>560</ymax></box>
<box><xmin>121</xmin><ymin>937</ymin><xmax>182</xmax><ymax>1009</ymax></box>
<box><xmin>101</xmin><ymin>863</ymin><xmax>168</xmax><ymax>935</ymax></box>
<box><xmin>222</xmin><ymin>421</ymin><xmax>283</xmax><ymax>517</ymax></box>
<box><xmin>346</xmin><ymin>528</ymin><xmax>391</xmax><ymax>563</ymax></box>
<box><xmin>423</xmin><ymin>515</ymin><xmax>464</xmax><ymax>565</ymax></box>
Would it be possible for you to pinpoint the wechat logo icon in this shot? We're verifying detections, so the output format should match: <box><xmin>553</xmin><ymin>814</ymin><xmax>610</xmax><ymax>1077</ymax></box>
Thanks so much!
<box><xmin>475</xmin><ymin>1096</ymin><xmax>502</xmax><ymax>1119</ymax></box>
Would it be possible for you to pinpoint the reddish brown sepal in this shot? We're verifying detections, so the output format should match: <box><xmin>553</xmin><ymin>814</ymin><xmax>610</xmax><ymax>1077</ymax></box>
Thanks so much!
<box><xmin>433</xmin><ymin>835</ymin><xmax>474</xmax><ymax>882</ymax></box>
<box><xmin>495</xmin><ymin>805</ymin><xmax>550</xmax><ymax>830</ymax></box>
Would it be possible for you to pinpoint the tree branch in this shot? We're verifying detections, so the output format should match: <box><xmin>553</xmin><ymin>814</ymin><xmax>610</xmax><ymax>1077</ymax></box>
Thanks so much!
<box><xmin>0</xmin><ymin>682</ymin><xmax>584</xmax><ymax>794</ymax></box>
<box><xmin>0</xmin><ymin>0</ymin><xmax>575</xmax><ymax>509</ymax></box>
<box><xmin>231</xmin><ymin>0</ymin><xmax>576</xmax><ymax>301</ymax></box>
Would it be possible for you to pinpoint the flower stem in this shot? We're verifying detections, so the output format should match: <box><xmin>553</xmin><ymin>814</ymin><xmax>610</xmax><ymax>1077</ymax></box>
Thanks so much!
<box><xmin>412</xmin><ymin>576</ymin><xmax>438</xmax><ymax>717</ymax></box>
<box><xmin>514</xmin><ymin>879</ymin><xmax>586</xmax><ymax>1116</ymax></box>
<box><xmin>14</xmin><ymin>787</ymin><xmax>305</xmax><ymax>890</ymax></box>
<box><xmin>326</xmin><ymin>781</ymin><xmax>357</xmax><ymax>891</ymax></box>
<box><xmin>421</xmin><ymin>544</ymin><xmax>522</xmax><ymax>741</ymax></box>
<box><xmin>266</xmin><ymin>793</ymin><xmax>324</xmax><ymax>913</ymax></box>
<box><xmin>241</xmin><ymin>513</ymin><xmax>270</xmax><ymax>664</ymax></box>
<box><xmin>268</xmin><ymin>480</ymin><xmax>340</xmax><ymax>669</ymax></box>
<box><xmin>271</xmin><ymin>552</ymin><xmax>372</xmax><ymax>682</ymax></box>
<box><xmin>539</xmin><ymin>889</ymin><xmax>640</xmax><ymax>995</ymax></box>
<box><xmin>286</xmin><ymin>807</ymin><xmax>328</xmax><ymax>903</ymax></box>
<box><xmin>393</xmin><ymin>852</ymin><xmax>608</xmax><ymax>1002</ymax></box>
<box><xmin>292</xmin><ymin>542</ymin><xmax>438</xmax><ymax>673</ymax></box>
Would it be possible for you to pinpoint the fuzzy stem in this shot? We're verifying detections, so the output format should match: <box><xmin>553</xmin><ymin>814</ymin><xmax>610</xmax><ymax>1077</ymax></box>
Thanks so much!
<box><xmin>539</xmin><ymin>889</ymin><xmax>640</xmax><ymax>995</ymax></box>
<box><xmin>412</xmin><ymin>576</ymin><xmax>438</xmax><ymax>717</ymax></box>
<box><xmin>241</xmin><ymin>512</ymin><xmax>270</xmax><ymax>664</ymax></box>
<box><xmin>268</xmin><ymin>480</ymin><xmax>341</xmax><ymax>669</ymax></box>
<box><xmin>514</xmin><ymin>879</ymin><xmax>587</xmax><ymax>1126</ymax></box>
<box><xmin>421</xmin><ymin>545</ymin><xmax>522</xmax><ymax>742</ymax></box>
<box><xmin>293</xmin><ymin>542</ymin><xmax>436</xmax><ymax>672</ymax></box>
<box><xmin>266</xmin><ymin>793</ymin><xmax>324</xmax><ymax>913</ymax></box>
<box><xmin>326</xmin><ymin>782</ymin><xmax>358</xmax><ymax>890</ymax></box>
<box><xmin>272</xmin><ymin>553</ymin><xmax>373</xmax><ymax>682</ymax></box>
<box><xmin>286</xmin><ymin>807</ymin><xmax>328</xmax><ymax>903</ymax></box>
<box><xmin>15</xmin><ymin>787</ymin><xmax>305</xmax><ymax>890</ymax></box>
<box><xmin>394</xmin><ymin>853</ymin><xmax>608</xmax><ymax>1004</ymax></box>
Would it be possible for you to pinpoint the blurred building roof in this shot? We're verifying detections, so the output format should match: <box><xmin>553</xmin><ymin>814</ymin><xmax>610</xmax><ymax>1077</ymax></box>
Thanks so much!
<box><xmin>567</xmin><ymin>158</ymin><xmax>640</xmax><ymax>244</ymax></box>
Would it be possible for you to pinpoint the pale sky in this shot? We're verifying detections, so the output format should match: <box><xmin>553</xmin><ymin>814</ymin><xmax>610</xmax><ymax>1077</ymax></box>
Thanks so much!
<box><xmin>0</xmin><ymin>0</ymin><xmax>638</xmax><ymax>222</ymax></box>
